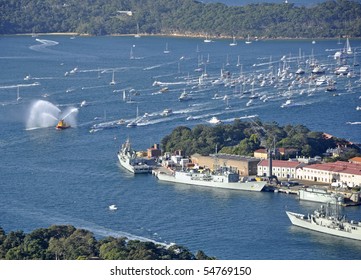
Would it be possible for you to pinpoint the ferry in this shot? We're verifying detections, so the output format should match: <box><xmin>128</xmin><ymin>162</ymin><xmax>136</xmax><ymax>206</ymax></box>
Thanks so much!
<box><xmin>55</xmin><ymin>119</ymin><xmax>70</xmax><ymax>130</ymax></box>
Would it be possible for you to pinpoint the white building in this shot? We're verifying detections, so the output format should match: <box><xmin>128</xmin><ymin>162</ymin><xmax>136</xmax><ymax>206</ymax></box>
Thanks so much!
<box><xmin>297</xmin><ymin>161</ymin><xmax>361</xmax><ymax>188</ymax></box>
<box><xmin>257</xmin><ymin>159</ymin><xmax>305</xmax><ymax>179</ymax></box>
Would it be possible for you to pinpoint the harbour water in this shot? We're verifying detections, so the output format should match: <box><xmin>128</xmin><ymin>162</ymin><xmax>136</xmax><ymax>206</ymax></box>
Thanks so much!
<box><xmin>0</xmin><ymin>35</ymin><xmax>361</xmax><ymax>259</ymax></box>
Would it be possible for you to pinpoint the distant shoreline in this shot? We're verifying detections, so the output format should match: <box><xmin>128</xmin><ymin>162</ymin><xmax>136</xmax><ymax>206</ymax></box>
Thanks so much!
<box><xmin>4</xmin><ymin>32</ymin><xmax>361</xmax><ymax>40</ymax></box>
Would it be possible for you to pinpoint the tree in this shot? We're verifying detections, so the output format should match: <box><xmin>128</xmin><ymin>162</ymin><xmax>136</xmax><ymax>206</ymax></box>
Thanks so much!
<box><xmin>63</xmin><ymin>229</ymin><xmax>98</xmax><ymax>260</ymax></box>
<box><xmin>99</xmin><ymin>237</ymin><xmax>129</xmax><ymax>260</ymax></box>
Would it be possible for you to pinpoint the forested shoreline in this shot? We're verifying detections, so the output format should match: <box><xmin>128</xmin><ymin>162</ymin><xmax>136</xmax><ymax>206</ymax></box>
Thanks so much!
<box><xmin>0</xmin><ymin>225</ymin><xmax>214</xmax><ymax>260</ymax></box>
<box><xmin>1</xmin><ymin>0</ymin><xmax>360</xmax><ymax>38</ymax></box>
<box><xmin>161</xmin><ymin>119</ymin><xmax>361</xmax><ymax>160</ymax></box>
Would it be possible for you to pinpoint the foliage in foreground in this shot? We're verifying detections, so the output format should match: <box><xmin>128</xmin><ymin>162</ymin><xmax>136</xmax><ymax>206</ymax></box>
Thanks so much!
<box><xmin>0</xmin><ymin>225</ymin><xmax>214</xmax><ymax>260</ymax></box>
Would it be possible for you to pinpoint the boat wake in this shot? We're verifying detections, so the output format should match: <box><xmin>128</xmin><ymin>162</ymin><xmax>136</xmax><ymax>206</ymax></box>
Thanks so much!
<box><xmin>346</xmin><ymin>121</ymin><xmax>361</xmax><ymax>125</ymax></box>
<box><xmin>29</xmin><ymin>38</ymin><xmax>59</xmax><ymax>51</ymax></box>
<box><xmin>0</xmin><ymin>82</ymin><xmax>40</xmax><ymax>89</ymax></box>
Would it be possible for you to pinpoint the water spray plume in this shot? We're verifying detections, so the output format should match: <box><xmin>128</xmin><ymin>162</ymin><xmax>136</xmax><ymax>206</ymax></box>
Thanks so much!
<box><xmin>26</xmin><ymin>100</ymin><xmax>78</xmax><ymax>130</ymax></box>
<box><xmin>60</xmin><ymin>107</ymin><xmax>78</xmax><ymax>127</ymax></box>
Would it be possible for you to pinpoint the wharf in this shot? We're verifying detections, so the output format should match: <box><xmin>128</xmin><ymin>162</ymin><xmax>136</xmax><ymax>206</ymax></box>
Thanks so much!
<box><xmin>276</xmin><ymin>187</ymin><xmax>299</xmax><ymax>195</ymax></box>
<box><xmin>274</xmin><ymin>185</ymin><xmax>361</xmax><ymax>207</ymax></box>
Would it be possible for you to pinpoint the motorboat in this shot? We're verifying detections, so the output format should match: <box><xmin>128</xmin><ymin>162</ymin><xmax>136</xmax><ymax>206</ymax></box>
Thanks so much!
<box><xmin>109</xmin><ymin>204</ymin><xmax>117</xmax><ymax>211</ymax></box>
<box><xmin>161</xmin><ymin>108</ymin><xmax>173</xmax><ymax>116</ymax></box>
<box><xmin>126</xmin><ymin>121</ymin><xmax>137</xmax><ymax>128</ymax></box>
<box><xmin>208</xmin><ymin>116</ymin><xmax>221</xmax><ymax>124</ymax></box>
<box><xmin>178</xmin><ymin>90</ymin><xmax>192</xmax><ymax>101</ymax></box>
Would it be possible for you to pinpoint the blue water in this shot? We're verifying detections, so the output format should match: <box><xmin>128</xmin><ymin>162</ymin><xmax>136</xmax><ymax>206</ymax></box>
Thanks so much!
<box><xmin>1</xmin><ymin>35</ymin><xmax>361</xmax><ymax>259</ymax></box>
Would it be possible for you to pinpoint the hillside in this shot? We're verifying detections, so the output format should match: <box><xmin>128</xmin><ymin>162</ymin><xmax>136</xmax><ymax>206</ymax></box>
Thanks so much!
<box><xmin>0</xmin><ymin>0</ymin><xmax>360</xmax><ymax>38</ymax></box>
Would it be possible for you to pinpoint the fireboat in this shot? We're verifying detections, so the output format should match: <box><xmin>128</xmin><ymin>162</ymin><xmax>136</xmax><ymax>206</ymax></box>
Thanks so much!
<box><xmin>55</xmin><ymin>119</ymin><xmax>71</xmax><ymax>130</ymax></box>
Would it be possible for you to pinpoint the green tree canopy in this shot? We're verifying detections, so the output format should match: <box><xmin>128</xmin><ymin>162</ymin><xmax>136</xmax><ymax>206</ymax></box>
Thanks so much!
<box><xmin>0</xmin><ymin>0</ymin><xmax>360</xmax><ymax>38</ymax></box>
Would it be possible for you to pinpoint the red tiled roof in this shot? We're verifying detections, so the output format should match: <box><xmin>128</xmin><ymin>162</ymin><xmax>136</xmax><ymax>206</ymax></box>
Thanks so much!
<box><xmin>258</xmin><ymin>159</ymin><xmax>301</xmax><ymax>168</ymax></box>
<box><xmin>349</xmin><ymin>157</ymin><xmax>361</xmax><ymax>164</ymax></box>
<box><xmin>303</xmin><ymin>161</ymin><xmax>361</xmax><ymax>176</ymax></box>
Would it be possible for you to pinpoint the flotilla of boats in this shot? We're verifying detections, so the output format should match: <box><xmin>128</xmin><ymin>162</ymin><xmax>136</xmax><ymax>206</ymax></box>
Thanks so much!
<box><xmin>56</xmin><ymin>35</ymin><xmax>360</xmax><ymax>135</ymax></box>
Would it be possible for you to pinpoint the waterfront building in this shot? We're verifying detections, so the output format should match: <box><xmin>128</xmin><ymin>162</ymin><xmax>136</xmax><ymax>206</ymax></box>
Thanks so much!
<box><xmin>296</xmin><ymin>161</ymin><xmax>361</xmax><ymax>187</ymax></box>
<box><xmin>257</xmin><ymin>159</ymin><xmax>305</xmax><ymax>179</ymax></box>
<box><xmin>191</xmin><ymin>153</ymin><xmax>260</xmax><ymax>176</ymax></box>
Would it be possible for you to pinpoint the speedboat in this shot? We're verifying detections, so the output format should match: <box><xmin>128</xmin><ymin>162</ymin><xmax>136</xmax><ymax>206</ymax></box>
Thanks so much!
<box><xmin>208</xmin><ymin>116</ymin><xmax>221</xmax><ymax>124</ymax></box>
<box><xmin>161</xmin><ymin>108</ymin><xmax>173</xmax><ymax>116</ymax></box>
<box><xmin>109</xmin><ymin>204</ymin><xmax>117</xmax><ymax>211</ymax></box>
<box><xmin>126</xmin><ymin>121</ymin><xmax>137</xmax><ymax>128</ymax></box>
<box><xmin>281</xmin><ymin>99</ymin><xmax>292</xmax><ymax>108</ymax></box>
<box><xmin>179</xmin><ymin>90</ymin><xmax>192</xmax><ymax>101</ymax></box>
<box><xmin>56</xmin><ymin>119</ymin><xmax>70</xmax><ymax>130</ymax></box>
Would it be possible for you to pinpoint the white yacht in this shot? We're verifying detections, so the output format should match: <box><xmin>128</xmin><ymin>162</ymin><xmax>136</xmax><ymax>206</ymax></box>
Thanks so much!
<box><xmin>178</xmin><ymin>90</ymin><xmax>192</xmax><ymax>101</ymax></box>
<box><xmin>161</xmin><ymin>108</ymin><xmax>173</xmax><ymax>116</ymax></box>
<box><xmin>229</xmin><ymin>36</ymin><xmax>237</xmax><ymax>46</ymax></box>
<box><xmin>109</xmin><ymin>204</ymin><xmax>117</xmax><ymax>211</ymax></box>
<box><xmin>208</xmin><ymin>116</ymin><xmax>221</xmax><ymax>124</ymax></box>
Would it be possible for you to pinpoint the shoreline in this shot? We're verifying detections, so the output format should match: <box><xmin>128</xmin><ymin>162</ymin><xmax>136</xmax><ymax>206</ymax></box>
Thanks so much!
<box><xmin>3</xmin><ymin>32</ymin><xmax>361</xmax><ymax>41</ymax></box>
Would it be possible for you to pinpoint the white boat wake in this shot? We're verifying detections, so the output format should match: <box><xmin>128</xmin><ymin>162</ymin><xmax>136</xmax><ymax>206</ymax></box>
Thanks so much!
<box><xmin>29</xmin><ymin>38</ymin><xmax>59</xmax><ymax>51</ymax></box>
<box><xmin>0</xmin><ymin>82</ymin><xmax>40</xmax><ymax>89</ymax></box>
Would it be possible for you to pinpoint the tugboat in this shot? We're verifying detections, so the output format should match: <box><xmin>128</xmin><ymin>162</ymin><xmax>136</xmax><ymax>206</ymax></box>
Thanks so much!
<box><xmin>55</xmin><ymin>119</ymin><xmax>71</xmax><ymax>130</ymax></box>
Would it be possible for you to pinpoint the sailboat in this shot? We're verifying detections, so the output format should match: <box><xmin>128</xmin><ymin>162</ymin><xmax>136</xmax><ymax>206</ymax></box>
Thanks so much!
<box><xmin>109</xmin><ymin>70</ymin><xmax>116</xmax><ymax>85</ymax></box>
<box><xmin>204</xmin><ymin>34</ymin><xmax>212</xmax><ymax>43</ymax></box>
<box><xmin>134</xmin><ymin>23</ymin><xmax>141</xmax><ymax>38</ymax></box>
<box><xmin>130</xmin><ymin>45</ymin><xmax>134</xmax><ymax>59</ymax></box>
<box><xmin>344</xmin><ymin>37</ymin><xmax>352</xmax><ymax>55</ymax></box>
<box><xmin>245</xmin><ymin>35</ymin><xmax>252</xmax><ymax>44</ymax></box>
<box><xmin>337</xmin><ymin>35</ymin><xmax>342</xmax><ymax>45</ymax></box>
<box><xmin>229</xmin><ymin>36</ymin><xmax>237</xmax><ymax>46</ymax></box>
<box><xmin>236</xmin><ymin>55</ymin><xmax>241</xmax><ymax>67</ymax></box>
<box><xmin>225</xmin><ymin>96</ymin><xmax>231</xmax><ymax>110</ymax></box>
<box><xmin>127</xmin><ymin>106</ymin><xmax>139</xmax><ymax>128</ymax></box>
<box><xmin>16</xmin><ymin>86</ymin><xmax>21</xmax><ymax>102</ymax></box>
<box><xmin>163</xmin><ymin>43</ymin><xmax>170</xmax><ymax>54</ymax></box>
